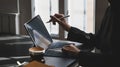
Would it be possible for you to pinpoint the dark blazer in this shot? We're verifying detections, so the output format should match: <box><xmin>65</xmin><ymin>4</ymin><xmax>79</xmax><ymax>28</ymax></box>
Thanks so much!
<box><xmin>67</xmin><ymin>0</ymin><xmax>119</xmax><ymax>67</ymax></box>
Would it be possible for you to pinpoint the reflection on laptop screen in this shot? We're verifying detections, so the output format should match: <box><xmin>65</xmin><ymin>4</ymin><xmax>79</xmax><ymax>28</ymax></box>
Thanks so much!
<box><xmin>33</xmin><ymin>29</ymin><xmax>51</xmax><ymax>49</ymax></box>
<box><xmin>24</xmin><ymin>15</ymin><xmax>53</xmax><ymax>49</ymax></box>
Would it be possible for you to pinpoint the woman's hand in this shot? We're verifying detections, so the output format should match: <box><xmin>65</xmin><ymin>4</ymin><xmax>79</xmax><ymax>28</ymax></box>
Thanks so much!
<box><xmin>48</xmin><ymin>13</ymin><xmax>71</xmax><ymax>31</ymax></box>
<box><xmin>62</xmin><ymin>44</ymin><xmax>80</xmax><ymax>55</ymax></box>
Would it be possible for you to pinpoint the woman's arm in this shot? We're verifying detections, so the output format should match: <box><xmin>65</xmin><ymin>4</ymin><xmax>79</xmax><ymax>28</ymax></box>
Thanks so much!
<box><xmin>67</xmin><ymin>27</ymin><xmax>95</xmax><ymax>43</ymax></box>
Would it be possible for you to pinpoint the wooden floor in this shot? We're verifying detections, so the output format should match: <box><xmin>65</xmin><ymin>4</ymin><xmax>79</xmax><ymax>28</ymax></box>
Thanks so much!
<box><xmin>0</xmin><ymin>35</ymin><xmax>33</xmax><ymax>66</ymax></box>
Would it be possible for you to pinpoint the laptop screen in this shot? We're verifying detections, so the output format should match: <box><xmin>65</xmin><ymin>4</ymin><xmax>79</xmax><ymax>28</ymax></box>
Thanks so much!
<box><xmin>24</xmin><ymin>15</ymin><xmax>53</xmax><ymax>49</ymax></box>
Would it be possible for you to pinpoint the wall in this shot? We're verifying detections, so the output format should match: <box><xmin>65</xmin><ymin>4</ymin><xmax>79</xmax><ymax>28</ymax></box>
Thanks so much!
<box><xmin>0</xmin><ymin>13</ymin><xmax>16</xmax><ymax>35</ymax></box>
<box><xmin>0</xmin><ymin>0</ymin><xmax>32</xmax><ymax>35</ymax></box>
<box><xmin>19</xmin><ymin>0</ymin><xmax>32</xmax><ymax>35</ymax></box>
<box><xmin>0</xmin><ymin>0</ymin><xmax>18</xmax><ymax>35</ymax></box>
<box><xmin>0</xmin><ymin>0</ymin><xmax>18</xmax><ymax>13</ymax></box>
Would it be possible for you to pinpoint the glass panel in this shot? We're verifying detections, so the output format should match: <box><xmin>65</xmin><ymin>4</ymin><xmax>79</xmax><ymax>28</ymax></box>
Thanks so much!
<box><xmin>68</xmin><ymin>0</ymin><xmax>86</xmax><ymax>31</ymax></box>
<box><xmin>68</xmin><ymin>0</ymin><xmax>94</xmax><ymax>33</ymax></box>
<box><xmin>34</xmin><ymin>0</ymin><xmax>59</xmax><ymax>36</ymax></box>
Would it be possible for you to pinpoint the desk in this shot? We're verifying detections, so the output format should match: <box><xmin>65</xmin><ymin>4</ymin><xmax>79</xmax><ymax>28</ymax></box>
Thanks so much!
<box><xmin>0</xmin><ymin>35</ymin><xmax>80</xmax><ymax>67</ymax></box>
<box><xmin>0</xmin><ymin>56</ymin><xmax>78</xmax><ymax>67</ymax></box>
<box><xmin>44</xmin><ymin>56</ymin><xmax>78</xmax><ymax>67</ymax></box>
<box><xmin>24</xmin><ymin>56</ymin><xmax>78</xmax><ymax>67</ymax></box>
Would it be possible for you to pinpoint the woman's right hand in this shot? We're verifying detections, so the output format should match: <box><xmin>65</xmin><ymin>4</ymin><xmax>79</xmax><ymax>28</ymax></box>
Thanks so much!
<box><xmin>48</xmin><ymin>13</ymin><xmax>71</xmax><ymax>31</ymax></box>
<box><xmin>62</xmin><ymin>44</ymin><xmax>80</xmax><ymax>56</ymax></box>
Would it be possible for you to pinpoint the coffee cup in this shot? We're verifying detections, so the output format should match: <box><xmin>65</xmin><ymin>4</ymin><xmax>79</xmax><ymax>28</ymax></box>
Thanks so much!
<box><xmin>29</xmin><ymin>47</ymin><xmax>45</xmax><ymax>63</ymax></box>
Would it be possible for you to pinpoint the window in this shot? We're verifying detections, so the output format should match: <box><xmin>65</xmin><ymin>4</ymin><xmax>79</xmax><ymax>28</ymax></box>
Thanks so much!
<box><xmin>68</xmin><ymin>0</ymin><xmax>95</xmax><ymax>33</ymax></box>
<box><xmin>32</xmin><ymin>0</ymin><xmax>95</xmax><ymax>39</ymax></box>
<box><xmin>68</xmin><ymin>0</ymin><xmax>86</xmax><ymax>31</ymax></box>
<box><xmin>33</xmin><ymin>0</ymin><xmax>59</xmax><ymax>36</ymax></box>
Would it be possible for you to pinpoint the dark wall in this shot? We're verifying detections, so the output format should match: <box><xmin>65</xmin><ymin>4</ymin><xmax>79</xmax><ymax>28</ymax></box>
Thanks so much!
<box><xmin>0</xmin><ymin>0</ymin><xmax>32</xmax><ymax>35</ymax></box>
<box><xmin>0</xmin><ymin>0</ymin><xmax>18</xmax><ymax>13</ymax></box>
<box><xmin>19</xmin><ymin>0</ymin><xmax>32</xmax><ymax>35</ymax></box>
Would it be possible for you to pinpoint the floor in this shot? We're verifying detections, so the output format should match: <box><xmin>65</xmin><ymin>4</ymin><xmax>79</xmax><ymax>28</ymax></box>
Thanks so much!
<box><xmin>0</xmin><ymin>35</ymin><xmax>33</xmax><ymax>66</ymax></box>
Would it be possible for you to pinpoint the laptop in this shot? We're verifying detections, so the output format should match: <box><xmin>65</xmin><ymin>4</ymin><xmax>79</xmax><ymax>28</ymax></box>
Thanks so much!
<box><xmin>24</xmin><ymin>15</ymin><xmax>82</xmax><ymax>58</ymax></box>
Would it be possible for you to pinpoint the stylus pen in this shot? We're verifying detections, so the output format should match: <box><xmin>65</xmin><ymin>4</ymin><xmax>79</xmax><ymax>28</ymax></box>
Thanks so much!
<box><xmin>46</xmin><ymin>15</ymin><xmax>70</xmax><ymax>23</ymax></box>
<box><xmin>59</xmin><ymin>15</ymin><xmax>70</xmax><ymax>20</ymax></box>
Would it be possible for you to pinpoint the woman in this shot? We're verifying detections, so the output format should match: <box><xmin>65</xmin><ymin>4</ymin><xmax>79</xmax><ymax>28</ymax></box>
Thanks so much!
<box><xmin>48</xmin><ymin>0</ymin><xmax>119</xmax><ymax>67</ymax></box>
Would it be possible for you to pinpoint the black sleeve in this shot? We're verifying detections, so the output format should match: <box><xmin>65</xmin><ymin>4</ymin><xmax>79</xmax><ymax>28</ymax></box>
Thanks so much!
<box><xmin>67</xmin><ymin>27</ymin><xmax>96</xmax><ymax>50</ymax></box>
<box><xmin>67</xmin><ymin>27</ymin><xmax>95</xmax><ymax>43</ymax></box>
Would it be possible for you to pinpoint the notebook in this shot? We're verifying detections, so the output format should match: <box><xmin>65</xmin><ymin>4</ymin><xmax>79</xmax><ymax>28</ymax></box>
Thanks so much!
<box><xmin>24</xmin><ymin>15</ymin><xmax>82</xmax><ymax>58</ymax></box>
